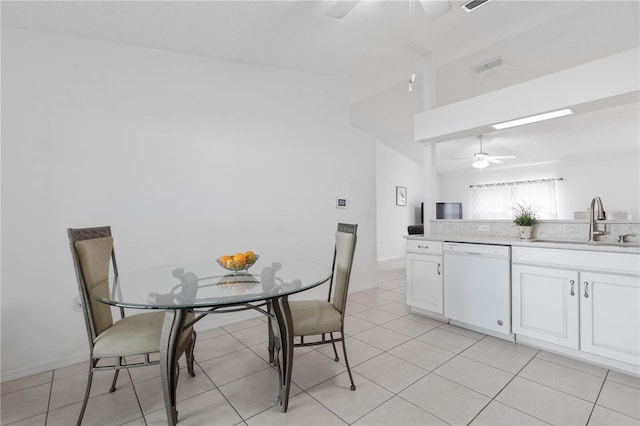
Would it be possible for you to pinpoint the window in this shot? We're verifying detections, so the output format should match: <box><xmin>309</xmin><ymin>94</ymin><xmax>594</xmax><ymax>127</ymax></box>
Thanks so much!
<box><xmin>471</xmin><ymin>178</ymin><xmax>560</xmax><ymax>219</ymax></box>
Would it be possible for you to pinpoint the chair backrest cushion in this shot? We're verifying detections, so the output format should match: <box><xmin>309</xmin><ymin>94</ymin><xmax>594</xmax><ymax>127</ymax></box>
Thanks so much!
<box><xmin>332</xmin><ymin>230</ymin><xmax>355</xmax><ymax>313</ymax></box>
<box><xmin>75</xmin><ymin>236</ymin><xmax>115</xmax><ymax>336</ymax></box>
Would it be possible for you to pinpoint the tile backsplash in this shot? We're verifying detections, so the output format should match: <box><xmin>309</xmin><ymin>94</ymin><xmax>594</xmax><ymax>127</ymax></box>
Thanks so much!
<box><xmin>429</xmin><ymin>220</ymin><xmax>640</xmax><ymax>242</ymax></box>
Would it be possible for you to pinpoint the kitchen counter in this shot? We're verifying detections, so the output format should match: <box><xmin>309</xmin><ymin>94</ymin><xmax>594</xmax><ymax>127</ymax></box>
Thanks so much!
<box><xmin>406</xmin><ymin>234</ymin><xmax>640</xmax><ymax>254</ymax></box>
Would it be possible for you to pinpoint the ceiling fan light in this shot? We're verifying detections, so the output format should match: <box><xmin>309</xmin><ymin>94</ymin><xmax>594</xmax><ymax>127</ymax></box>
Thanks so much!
<box><xmin>472</xmin><ymin>159</ymin><xmax>490</xmax><ymax>169</ymax></box>
<box><xmin>492</xmin><ymin>108</ymin><xmax>574</xmax><ymax>130</ymax></box>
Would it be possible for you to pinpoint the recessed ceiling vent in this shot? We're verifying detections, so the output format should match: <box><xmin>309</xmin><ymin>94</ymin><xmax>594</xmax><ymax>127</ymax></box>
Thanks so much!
<box><xmin>461</xmin><ymin>0</ymin><xmax>491</xmax><ymax>12</ymax></box>
<box><xmin>473</xmin><ymin>57</ymin><xmax>503</xmax><ymax>73</ymax></box>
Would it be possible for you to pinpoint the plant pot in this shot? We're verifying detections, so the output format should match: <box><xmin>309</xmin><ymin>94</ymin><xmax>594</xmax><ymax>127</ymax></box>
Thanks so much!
<box><xmin>519</xmin><ymin>225</ymin><xmax>534</xmax><ymax>240</ymax></box>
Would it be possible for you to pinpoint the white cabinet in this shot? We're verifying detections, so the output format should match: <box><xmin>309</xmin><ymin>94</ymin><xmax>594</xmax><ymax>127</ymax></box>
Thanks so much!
<box><xmin>580</xmin><ymin>272</ymin><xmax>640</xmax><ymax>365</ymax></box>
<box><xmin>512</xmin><ymin>247</ymin><xmax>640</xmax><ymax>368</ymax></box>
<box><xmin>512</xmin><ymin>264</ymin><xmax>579</xmax><ymax>349</ymax></box>
<box><xmin>406</xmin><ymin>240</ymin><xmax>443</xmax><ymax>315</ymax></box>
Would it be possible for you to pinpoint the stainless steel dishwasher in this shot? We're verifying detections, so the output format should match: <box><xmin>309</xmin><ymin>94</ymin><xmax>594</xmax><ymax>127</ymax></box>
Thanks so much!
<box><xmin>443</xmin><ymin>242</ymin><xmax>512</xmax><ymax>340</ymax></box>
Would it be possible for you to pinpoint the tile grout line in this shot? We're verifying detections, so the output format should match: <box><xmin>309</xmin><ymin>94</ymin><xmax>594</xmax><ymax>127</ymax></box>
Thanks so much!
<box><xmin>43</xmin><ymin>370</ymin><xmax>54</xmax><ymax>426</ymax></box>
<box><xmin>585</xmin><ymin>369</ymin><xmax>610</xmax><ymax>425</ymax></box>
<box><xmin>195</xmin><ymin>359</ymin><xmax>248</xmax><ymax>424</ymax></box>
<box><xmin>464</xmin><ymin>347</ymin><xmax>551</xmax><ymax>425</ymax></box>
<box><xmin>533</xmin><ymin>352</ymin><xmax>611</xmax><ymax>380</ymax></box>
<box><xmin>126</xmin><ymin>367</ymin><xmax>149</xmax><ymax>425</ymax></box>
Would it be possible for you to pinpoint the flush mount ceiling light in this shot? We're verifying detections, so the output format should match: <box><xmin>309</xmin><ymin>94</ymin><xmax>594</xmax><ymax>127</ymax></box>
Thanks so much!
<box><xmin>491</xmin><ymin>108</ymin><xmax>575</xmax><ymax>130</ymax></box>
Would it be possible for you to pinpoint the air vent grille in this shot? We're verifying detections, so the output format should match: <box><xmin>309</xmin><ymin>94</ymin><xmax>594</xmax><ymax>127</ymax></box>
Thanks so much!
<box><xmin>461</xmin><ymin>0</ymin><xmax>491</xmax><ymax>12</ymax></box>
<box><xmin>473</xmin><ymin>57</ymin><xmax>503</xmax><ymax>73</ymax></box>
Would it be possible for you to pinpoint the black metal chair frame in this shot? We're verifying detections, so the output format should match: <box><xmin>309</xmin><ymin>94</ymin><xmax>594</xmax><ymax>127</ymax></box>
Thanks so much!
<box><xmin>269</xmin><ymin>223</ymin><xmax>358</xmax><ymax>391</ymax></box>
<box><xmin>68</xmin><ymin>226</ymin><xmax>196</xmax><ymax>426</ymax></box>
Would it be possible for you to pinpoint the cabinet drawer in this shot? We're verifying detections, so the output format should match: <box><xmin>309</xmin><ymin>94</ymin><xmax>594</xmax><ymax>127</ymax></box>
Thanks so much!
<box><xmin>407</xmin><ymin>240</ymin><xmax>443</xmax><ymax>255</ymax></box>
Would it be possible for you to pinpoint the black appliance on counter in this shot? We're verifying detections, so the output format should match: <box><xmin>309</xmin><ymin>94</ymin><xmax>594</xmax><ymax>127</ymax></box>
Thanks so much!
<box><xmin>436</xmin><ymin>202</ymin><xmax>463</xmax><ymax>219</ymax></box>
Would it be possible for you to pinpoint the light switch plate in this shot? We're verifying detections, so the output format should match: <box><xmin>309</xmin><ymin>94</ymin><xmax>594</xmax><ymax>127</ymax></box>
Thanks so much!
<box><xmin>336</xmin><ymin>198</ymin><xmax>348</xmax><ymax>209</ymax></box>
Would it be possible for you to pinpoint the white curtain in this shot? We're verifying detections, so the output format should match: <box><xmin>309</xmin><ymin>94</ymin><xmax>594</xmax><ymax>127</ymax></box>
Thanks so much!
<box><xmin>471</xmin><ymin>179</ymin><xmax>558</xmax><ymax>220</ymax></box>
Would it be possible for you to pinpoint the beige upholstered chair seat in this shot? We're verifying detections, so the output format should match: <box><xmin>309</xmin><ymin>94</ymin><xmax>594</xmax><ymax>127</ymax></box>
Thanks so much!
<box><xmin>93</xmin><ymin>312</ymin><xmax>194</xmax><ymax>358</ymax></box>
<box><xmin>289</xmin><ymin>301</ymin><xmax>342</xmax><ymax>336</ymax></box>
<box><xmin>93</xmin><ymin>311</ymin><xmax>164</xmax><ymax>357</ymax></box>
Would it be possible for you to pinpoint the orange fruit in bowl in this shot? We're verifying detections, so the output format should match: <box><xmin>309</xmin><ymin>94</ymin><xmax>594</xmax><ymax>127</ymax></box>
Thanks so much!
<box><xmin>233</xmin><ymin>253</ymin><xmax>246</xmax><ymax>268</ymax></box>
<box><xmin>244</xmin><ymin>250</ymin><xmax>256</xmax><ymax>263</ymax></box>
<box><xmin>218</xmin><ymin>255</ymin><xmax>233</xmax><ymax>268</ymax></box>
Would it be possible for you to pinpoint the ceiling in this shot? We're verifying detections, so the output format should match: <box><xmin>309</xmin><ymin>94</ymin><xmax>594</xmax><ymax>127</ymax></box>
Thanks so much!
<box><xmin>2</xmin><ymin>0</ymin><xmax>639</xmax><ymax>172</ymax></box>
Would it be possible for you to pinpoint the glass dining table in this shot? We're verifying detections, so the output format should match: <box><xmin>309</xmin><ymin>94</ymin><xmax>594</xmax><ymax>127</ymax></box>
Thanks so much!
<box><xmin>93</xmin><ymin>256</ymin><xmax>332</xmax><ymax>425</ymax></box>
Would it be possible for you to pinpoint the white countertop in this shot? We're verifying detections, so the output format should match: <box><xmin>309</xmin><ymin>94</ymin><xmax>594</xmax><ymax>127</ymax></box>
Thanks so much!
<box><xmin>406</xmin><ymin>234</ymin><xmax>640</xmax><ymax>254</ymax></box>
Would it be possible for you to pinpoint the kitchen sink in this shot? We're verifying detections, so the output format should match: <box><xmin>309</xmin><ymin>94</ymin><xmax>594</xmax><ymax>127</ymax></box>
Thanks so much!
<box><xmin>530</xmin><ymin>239</ymin><xmax>640</xmax><ymax>248</ymax></box>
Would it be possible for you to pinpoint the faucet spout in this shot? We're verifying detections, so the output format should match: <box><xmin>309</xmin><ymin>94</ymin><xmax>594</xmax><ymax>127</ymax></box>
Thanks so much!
<box><xmin>588</xmin><ymin>196</ymin><xmax>607</xmax><ymax>241</ymax></box>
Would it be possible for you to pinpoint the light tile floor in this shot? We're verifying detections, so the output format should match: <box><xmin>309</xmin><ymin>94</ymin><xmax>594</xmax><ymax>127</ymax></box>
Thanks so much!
<box><xmin>3</xmin><ymin>259</ymin><xmax>640</xmax><ymax>425</ymax></box>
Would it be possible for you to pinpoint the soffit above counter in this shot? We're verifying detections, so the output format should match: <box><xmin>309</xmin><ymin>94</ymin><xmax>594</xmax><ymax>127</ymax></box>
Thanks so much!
<box><xmin>414</xmin><ymin>48</ymin><xmax>640</xmax><ymax>144</ymax></box>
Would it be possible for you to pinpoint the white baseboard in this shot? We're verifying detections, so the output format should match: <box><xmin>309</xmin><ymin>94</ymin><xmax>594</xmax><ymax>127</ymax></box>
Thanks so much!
<box><xmin>1</xmin><ymin>310</ymin><xmax>263</xmax><ymax>383</ymax></box>
<box><xmin>1</xmin><ymin>354</ymin><xmax>90</xmax><ymax>383</ymax></box>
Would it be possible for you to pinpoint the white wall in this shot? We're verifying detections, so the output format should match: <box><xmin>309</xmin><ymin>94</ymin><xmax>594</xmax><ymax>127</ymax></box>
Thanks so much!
<box><xmin>439</xmin><ymin>152</ymin><xmax>640</xmax><ymax>220</ymax></box>
<box><xmin>375</xmin><ymin>141</ymin><xmax>423</xmax><ymax>261</ymax></box>
<box><xmin>1</xmin><ymin>28</ymin><xmax>377</xmax><ymax>380</ymax></box>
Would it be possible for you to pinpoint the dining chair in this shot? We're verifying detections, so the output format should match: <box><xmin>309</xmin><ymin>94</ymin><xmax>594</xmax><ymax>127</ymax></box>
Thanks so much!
<box><xmin>67</xmin><ymin>226</ymin><xmax>196</xmax><ymax>425</ymax></box>
<box><xmin>271</xmin><ymin>222</ymin><xmax>358</xmax><ymax>391</ymax></box>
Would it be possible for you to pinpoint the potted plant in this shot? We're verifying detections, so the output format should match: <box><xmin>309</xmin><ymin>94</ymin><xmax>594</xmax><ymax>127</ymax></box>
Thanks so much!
<box><xmin>513</xmin><ymin>203</ymin><xmax>538</xmax><ymax>239</ymax></box>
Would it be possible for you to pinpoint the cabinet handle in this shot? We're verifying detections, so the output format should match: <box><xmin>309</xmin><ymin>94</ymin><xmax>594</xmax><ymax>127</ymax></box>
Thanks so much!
<box><xmin>570</xmin><ymin>280</ymin><xmax>575</xmax><ymax>296</ymax></box>
<box><xmin>583</xmin><ymin>282</ymin><xmax>589</xmax><ymax>298</ymax></box>
<box><xmin>417</xmin><ymin>245</ymin><xmax>429</xmax><ymax>249</ymax></box>
<box><xmin>437</xmin><ymin>263</ymin><xmax>441</xmax><ymax>275</ymax></box>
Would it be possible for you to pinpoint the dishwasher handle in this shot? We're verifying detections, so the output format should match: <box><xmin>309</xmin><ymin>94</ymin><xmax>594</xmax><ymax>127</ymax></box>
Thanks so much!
<box><xmin>445</xmin><ymin>250</ymin><xmax>483</xmax><ymax>256</ymax></box>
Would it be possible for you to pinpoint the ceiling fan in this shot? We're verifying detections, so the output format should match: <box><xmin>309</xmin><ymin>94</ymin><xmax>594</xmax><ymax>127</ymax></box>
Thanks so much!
<box><xmin>451</xmin><ymin>135</ymin><xmax>516</xmax><ymax>169</ymax></box>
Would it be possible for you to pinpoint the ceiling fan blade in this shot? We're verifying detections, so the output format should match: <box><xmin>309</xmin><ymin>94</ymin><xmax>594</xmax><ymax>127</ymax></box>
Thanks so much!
<box><xmin>419</xmin><ymin>0</ymin><xmax>451</xmax><ymax>20</ymax></box>
<box><xmin>486</xmin><ymin>155</ymin><xmax>516</xmax><ymax>160</ymax></box>
<box><xmin>326</xmin><ymin>0</ymin><xmax>360</xmax><ymax>18</ymax></box>
<box><xmin>450</xmin><ymin>135</ymin><xmax>515</xmax><ymax>166</ymax></box>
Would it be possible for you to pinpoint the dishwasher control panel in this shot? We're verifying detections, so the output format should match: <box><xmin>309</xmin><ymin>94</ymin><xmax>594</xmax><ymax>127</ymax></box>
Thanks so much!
<box><xmin>444</xmin><ymin>242</ymin><xmax>510</xmax><ymax>258</ymax></box>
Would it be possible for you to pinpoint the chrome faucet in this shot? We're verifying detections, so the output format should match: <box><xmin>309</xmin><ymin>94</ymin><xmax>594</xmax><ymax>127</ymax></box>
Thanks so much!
<box><xmin>588</xmin><ymin>196</ymin><xmax>607</xmax><ymax>241</ymax></box>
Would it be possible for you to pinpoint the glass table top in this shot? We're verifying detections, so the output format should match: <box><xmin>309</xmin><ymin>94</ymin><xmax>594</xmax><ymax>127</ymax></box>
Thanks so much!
<box><xmin>93</xmin><ymin>256</ymin><xmax>332</xmax><ymax>309</ymax></box>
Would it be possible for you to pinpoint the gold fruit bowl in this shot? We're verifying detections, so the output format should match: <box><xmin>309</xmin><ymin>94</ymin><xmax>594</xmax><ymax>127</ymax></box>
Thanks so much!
<box><xmin>216</xmin><ymin>254</ymin><xmax>259</xmax><ymax>273</ymax></box>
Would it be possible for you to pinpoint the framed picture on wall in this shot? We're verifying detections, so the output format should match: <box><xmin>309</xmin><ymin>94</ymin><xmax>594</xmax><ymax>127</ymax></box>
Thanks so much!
<box><xmin>396</xmin><ymin>186</ymin><xmax>407</xmax><ymax>206</ymax></box>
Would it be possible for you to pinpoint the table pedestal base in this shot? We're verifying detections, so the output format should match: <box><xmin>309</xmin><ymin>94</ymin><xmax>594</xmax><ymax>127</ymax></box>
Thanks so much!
<box><xmin>159</xmin><ymin>295</ymin><xmax>295</xmax><ymax>425</ymax></box>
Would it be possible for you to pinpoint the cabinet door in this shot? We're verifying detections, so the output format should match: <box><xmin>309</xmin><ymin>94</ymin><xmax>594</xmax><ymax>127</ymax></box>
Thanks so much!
<box><xmin>406</xmin><ymin>253</ymin><xmax>443</xmax><ymax>314</ymax></box>
<box><xmin>512</xmin><ymin>264</ymin><xmax>579</xmax><ymax>349</ymax></box>
<box><xmin>580</xmin><ymin>272</ymin><xmax>640</xmax><ymax>366</ymax></box>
